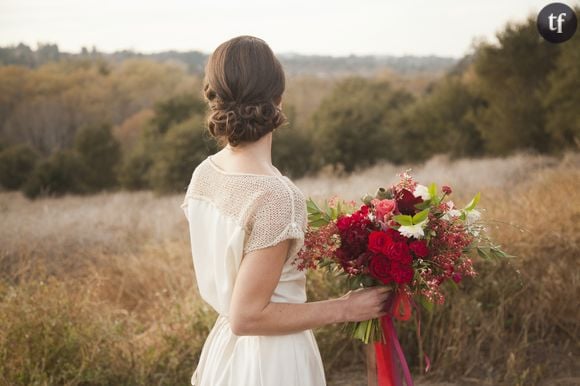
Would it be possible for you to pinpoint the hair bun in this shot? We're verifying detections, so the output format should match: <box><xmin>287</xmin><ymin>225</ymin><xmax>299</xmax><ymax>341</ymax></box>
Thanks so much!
<box><xmin>205</xmin><ymin>89</ymin><xmax>287</xmax><ymax>147</ymax></box>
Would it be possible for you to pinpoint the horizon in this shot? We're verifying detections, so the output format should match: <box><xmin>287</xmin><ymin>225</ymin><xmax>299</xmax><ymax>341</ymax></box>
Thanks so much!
<box><xmin>1</xmin><ymin>0</ymin><xmax>574</xmax><ymax>59</ymax></box>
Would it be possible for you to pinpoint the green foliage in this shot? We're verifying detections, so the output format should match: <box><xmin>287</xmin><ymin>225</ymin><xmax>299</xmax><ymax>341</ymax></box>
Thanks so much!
<box><xmin>0</xmin><ymin>144</ymin><xmax>40</xmax><ymax>190</ymax></box>
<box><xmin>311</xmin><ymin>77</ymin><xmax>414</xmax><ymax>172</ymax></box>
<box><xmin>22</xmin><ymin>150</ymin><xmax>90</xmax><ymax>198</ymax></box>
<box><xmin>543</xmin><ymin>30</ymin><xmax>580</xmax><ymax>150</ymax></box>
<box><xmin>151</xmin><ymin>93</ymin><xmax>206</xmax><ymax>135</ymax></box>
<box><xmin>272</xmin><ymin>106</ymin><xmax>316</xmax><ymax>178</ymax></box>
<box><xmin>470</xmin><ymin>16</ymin><xmax>560</xmax><ymax>154</ymax></box>
<box><xmin>118</xmin><ymin>140</ymin><xmax>155</xmax><ymax>191</ymax></box>
<box><xmin>398</xmin><ymin>76</ymin><xmax>484</xmax><ymax>159</ymax></box>
<box><xmin>149</xmin><ymin>115</ymin><xmax>215</xmax><ymax>194</ymax></box>
<box><xmin>73</xmin><ymin>123</ymin><xmax>121</xmax><ymax>191</ymax></box>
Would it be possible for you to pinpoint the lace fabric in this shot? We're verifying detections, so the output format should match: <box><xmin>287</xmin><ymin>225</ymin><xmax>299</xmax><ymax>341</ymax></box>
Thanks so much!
<box><xmin>181</xmin><ymin>156</ymin><xmax>308</xmax><ymax>261</ymax></box>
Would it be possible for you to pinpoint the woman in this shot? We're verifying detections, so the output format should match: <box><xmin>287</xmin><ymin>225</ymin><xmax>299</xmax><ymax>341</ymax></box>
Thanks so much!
<box><xmin>180</xmin><ymin>35</ymin><xmax>391</xmax><ymax>386</ymax></box>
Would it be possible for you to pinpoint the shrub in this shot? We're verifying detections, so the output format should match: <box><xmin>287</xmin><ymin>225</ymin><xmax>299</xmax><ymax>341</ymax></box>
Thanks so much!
<box><xmin>118</xmin><ymin>141</ymin><xmax>154</xmax><ymax>191</ymax></box>
<box><xmin>74</xmin><ymin>123</ymin><xmax>122</xmax><ymax>191</ymax></box>
<box><xmin>0</xmin><ymin>144</ymin><xmax>40</xmax><ymax>190</ymax></box>
<box><xmin>22</xmin><ymin>150</ymin><xmax>90</xmax><ymax>198</ymax></box>
<box><xmin>272</xmin><ymin>126</ymin><xmax>315</xmax><ymax>178</ymax></box>
<box><xmin>149</xmin><ymin>115</ymin><xmax>216</xmax><ymax>194</ymax></box>
<box><xmin>311</xmin><ymin>77</ymin><xmax>414</xmax><ymax>172</ymax></box>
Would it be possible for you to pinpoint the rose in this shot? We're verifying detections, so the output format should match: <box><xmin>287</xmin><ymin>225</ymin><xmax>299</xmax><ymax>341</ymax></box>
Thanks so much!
<box><xmin>384</xmin><ymin>228</ymin><xmax>404</xmax><ymax>242</ymax></box>
<box><xmin>389</xmin><ymin>261</ymin><xmax>414</xmax><ymax>284</ymax></box>
<box><xmin>368</xmin><ymin>254</ymin><xmax>392</xmax><ymax>284</ymax></box>
<box><xmin>409</xmin><ymin>240</ymin><xmax>429</xmax><ymax>258</ymax></box>
<box><xmin>371</xmin><ymin>198</ymin><xmax>396</xmax><ymax>223</ymax></box>
<box><xmin>386</xmin><ymin>241</ymin><xmax>412</xmax><ymax>264</ymax></box>
<box><xmin>368</xmin><ymin>231</ymin><xmax>393</xmax><ymax>254</ymax></box>
<box><xmin>395</xmin><ymin>189</ymin><xmax>423</xmax><ymax>215</ymax></box>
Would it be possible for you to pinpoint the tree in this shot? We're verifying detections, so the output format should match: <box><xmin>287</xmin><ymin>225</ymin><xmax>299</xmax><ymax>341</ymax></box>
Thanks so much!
<box><xmin>151</xmin><ymin>93</ymin><xmax>206</xmax><ymax>135</ymax></box>
<box><xmin>22</xmin><ymin>150</ymin><xmax>90</xmax><ymax>198</ymax></box>
<box><xmin>272</xmin><ymin>105</ymin><xmax>315</xmax><ymax>178</ymax></box>
<box><xmin>0</xmin><ymin>144</ymin><xmax>40</xmax><ymax>190</ymax></box>
<box><xmin>311</xmin><ymin>77</ymin><xmax>414</xmax><ymax>172</ymax></box>
<box><xmin>149</xmin><ymin>115</ymin><xmax>215</xmax><ymax>193</ymax></box>
<box><xmin>470</xmin><ymin>16</ymin><xmax>560</xmax><ymax>154</ymax></box>
<box><xmin>397</xmin><ymin>76</ymin><xmax>484</xmax><ymax>160</ymax></box>
<box><xmin>543</xmin><ymin>26</ymin><xmax>580</xmax><ymax>150</ymax></box>
<box><xmin>73</xmin><ymin>123</ymin><xmax>121</xmax><ymax>191</ymax></box>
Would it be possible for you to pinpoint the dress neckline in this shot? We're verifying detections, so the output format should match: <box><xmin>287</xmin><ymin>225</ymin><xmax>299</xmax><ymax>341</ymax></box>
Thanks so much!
<box><xmin>206</xmin><ymin>155</ymin><xmax>286</xmax><ymax>179</ymax></box>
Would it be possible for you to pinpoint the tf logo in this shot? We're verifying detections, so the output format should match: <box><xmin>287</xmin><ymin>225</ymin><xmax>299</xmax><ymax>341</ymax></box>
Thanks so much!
<box><xmin>537</xmin><ymin>2</ymin><xmax>578</xmax><ymax>43</ymax></box>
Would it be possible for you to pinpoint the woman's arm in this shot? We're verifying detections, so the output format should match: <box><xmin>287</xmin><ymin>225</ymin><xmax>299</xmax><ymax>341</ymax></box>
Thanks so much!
<box><xmin>229</xmin><ymin>239</ymin><xmax>392</xmax><ymax>336</ymax></box>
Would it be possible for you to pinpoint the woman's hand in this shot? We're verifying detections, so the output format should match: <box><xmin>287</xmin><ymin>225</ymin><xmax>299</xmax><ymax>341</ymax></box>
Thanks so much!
<box><xmin>338</xmin><ymin>286</ymin><xmax>393</xmax><ymax>323</ymax></box>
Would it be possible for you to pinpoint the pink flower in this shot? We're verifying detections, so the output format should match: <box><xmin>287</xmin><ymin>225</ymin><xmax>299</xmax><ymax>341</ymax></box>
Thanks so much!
<box><xmin>442</xmin><ymin>185</ymin><xmax>452</xmax><ymax>195</ymax></box>
<box><xmin>371</xmin><ymin>198</ymin><xmax>396</xmax><ymax>222</ymax></box>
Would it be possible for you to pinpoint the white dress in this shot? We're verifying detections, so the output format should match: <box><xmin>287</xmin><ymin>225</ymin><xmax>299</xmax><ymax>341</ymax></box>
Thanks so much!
<box><xmin>180</xmin><ymin>155</ymin><xmax>327</xmax><ymax>386</ymax></box>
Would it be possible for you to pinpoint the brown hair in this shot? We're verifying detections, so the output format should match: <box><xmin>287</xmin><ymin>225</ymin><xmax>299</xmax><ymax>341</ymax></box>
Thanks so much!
<box><xmin>203</xmin><ymin>35</ymin><xmax>287</xmax><ymax>147</ymax></box>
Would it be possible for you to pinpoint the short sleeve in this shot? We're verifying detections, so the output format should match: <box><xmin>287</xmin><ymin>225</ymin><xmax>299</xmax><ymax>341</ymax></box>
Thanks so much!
<box><xmin>243</xmin><ymin>182</ymin><xmax>306</xmax><ymax>261</ymax></box>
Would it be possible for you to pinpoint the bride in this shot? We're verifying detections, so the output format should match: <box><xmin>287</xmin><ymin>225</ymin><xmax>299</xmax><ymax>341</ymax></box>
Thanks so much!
<box><xmin>180</xmin><ymin>35</ymin><xmax>391</xmax><ymax>386</ymax></box>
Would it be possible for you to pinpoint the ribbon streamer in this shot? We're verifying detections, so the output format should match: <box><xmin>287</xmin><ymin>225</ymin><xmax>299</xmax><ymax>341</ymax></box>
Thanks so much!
<box><xmin>367</xmin><ymin>289</ymin><xmax>432</xmax><ymax>386</ymax></box>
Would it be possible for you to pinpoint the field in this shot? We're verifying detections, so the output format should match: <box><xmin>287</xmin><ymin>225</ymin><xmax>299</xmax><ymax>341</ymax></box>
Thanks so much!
<box><xmin>1</xmin><ymin>152</ymin><xmax>578</xmax><ymax>386</ymax></box>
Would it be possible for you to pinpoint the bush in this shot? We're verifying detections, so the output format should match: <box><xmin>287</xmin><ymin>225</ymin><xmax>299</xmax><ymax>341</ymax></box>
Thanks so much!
<box><xmin>22</xmin><ymin>150</ymin><xmax>90</xmax><ymax>198</ymax></box>
<box><xmin>397</xmin><ymin>76</ymin><xmax>485</xmax><ymax>160</ymax></box>
<box><xmin>149</xmin><ymin>115</ymin><xmax>216</xmax><ymax>194</ymax></box>
<box><xmin>151</xmin><ymin>93</ymin><xmax>207</xmax><ymax>135</ymax></box>
<box><xmin>74</xmin><ymin>123</ymin><xmax>121</xmax><ymax>191</ymax></box>
<box><xmin>0</xmin><ymin>144</ymin><xmax>40</xmax><ymax>190</ymax></box>
<box><xmin>118</xmin><ymin>141</ymin><xmax>155</xmax><ymax>191</ymax></box>
<box><xmin>311</xmin><ymin>77</ymin><xmax>414</xmax><ymax>172</ymax></box>
<box><xmin>272</xmin><ymin>127</ymin><xmax>315</xmax><ymax>178</ymax></box>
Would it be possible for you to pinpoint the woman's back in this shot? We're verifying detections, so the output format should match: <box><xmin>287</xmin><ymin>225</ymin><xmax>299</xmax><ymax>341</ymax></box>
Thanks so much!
<box><xmin>180</xmin><ymin>155</ymin><xmax>326</xmax><ymax>386</ymax></box>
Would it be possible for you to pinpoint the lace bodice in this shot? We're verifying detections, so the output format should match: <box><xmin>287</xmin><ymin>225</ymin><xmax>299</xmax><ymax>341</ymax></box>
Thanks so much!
<box><xmin>180</xmin><ymin>155</ymin><xmax>308</xmax><ymax>260</ymax></box>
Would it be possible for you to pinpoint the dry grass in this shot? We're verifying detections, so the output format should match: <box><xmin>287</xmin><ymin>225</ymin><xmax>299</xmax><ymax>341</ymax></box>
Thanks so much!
<box><xmin>0</xmin><ymin>152</ymin><xmax>579</xmax><ymax>385</ymax></box>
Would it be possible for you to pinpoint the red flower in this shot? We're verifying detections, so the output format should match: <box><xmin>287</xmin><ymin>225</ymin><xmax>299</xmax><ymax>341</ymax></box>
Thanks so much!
<box><xmin>395</xmin><ymin>189</ymin><xmax>423</xmax><ymax>215</ymax></box>
<box><xmin>384</xmin><ymin>228</ymin><xmax>405</xmax><ymax>242</ymax></box>
<box><xmin>389</xmin><ymin>261</ymin><xmax>414</xmax><ymax>284</ymax></box>
<box><xmin>409</xmin><ymin>240</ymin><xmax>429</xmax><ymax>258</ymax></box>
<box><xmin>385</xmin><ymin>241</ymin><xmax>412</xmax><ymax>264</ymax></box>
<box><xmin>368</xmin><ymin>231</ymin><xmax>393</xmax><ymax>254</ymax></box>
<box><xmin>442</xmin><ymin>185</ymin><xmax>452</xmax><ymax>195</ymax></box>
<box><xmin>368</xmin><ymin>254</ymin><xmax>392</xmax><ymax>284</ymax></box>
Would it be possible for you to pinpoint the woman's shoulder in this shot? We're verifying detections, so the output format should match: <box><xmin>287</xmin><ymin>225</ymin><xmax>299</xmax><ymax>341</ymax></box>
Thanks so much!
<box><xmin>182</xmin><ymin>157</ymin><xmax>305</xmax><ymax>226</ymax></box>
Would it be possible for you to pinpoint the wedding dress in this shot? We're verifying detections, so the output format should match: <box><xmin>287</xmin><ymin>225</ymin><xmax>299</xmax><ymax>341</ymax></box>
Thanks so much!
<box><xmin>180</xmin><ymin>155</ymin><xmax>327</xmax><ymax>386</ymax></box>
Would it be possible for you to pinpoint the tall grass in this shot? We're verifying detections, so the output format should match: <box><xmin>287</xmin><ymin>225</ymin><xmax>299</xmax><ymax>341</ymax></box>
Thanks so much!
<box><xmin>0</xmin><ymin>152</ymin><xmax>578</xmax><ymax>385</ymax></box>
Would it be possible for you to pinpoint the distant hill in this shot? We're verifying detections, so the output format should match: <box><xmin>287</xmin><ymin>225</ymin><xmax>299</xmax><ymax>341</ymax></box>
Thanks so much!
<box><xmin>0</xmin><ymin>43</ymin><xmax>458</xmax><ymax>76</ymax></box>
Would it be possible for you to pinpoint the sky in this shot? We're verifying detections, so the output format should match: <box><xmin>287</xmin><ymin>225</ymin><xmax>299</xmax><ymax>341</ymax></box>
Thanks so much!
<box><xmin>1</xmin><ymin>0</ymin><xmax>578</xmax><ymax>58</ymax></box>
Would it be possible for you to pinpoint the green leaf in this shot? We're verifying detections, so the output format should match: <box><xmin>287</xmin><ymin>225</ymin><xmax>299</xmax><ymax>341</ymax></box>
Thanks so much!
<box><xmin>418</xmin><ymin>295</ymin><xmax>434</xmax><ymax>313</ymax></box>
<box><xmin>414</xmin><ymin>200</ymin><xmax>431</xmax><ymax>210</ymax></box>
<box><xmin>306</xmin><ymin>197</ymin><xmax>326</xmax><ymax>217</ymax></box>
<box><xmin>446</xmin><ymin>278</ymin><xmax>459</xmax><ymax>291</ymax></box>
<box><xmin>393</xmin><ymin>214</ymin><xmax>413</xmax><ymax>226</ymax></box>
<box><xmin>476</xmin><ymin>246</ymin><xmax>491</xmax><ymax>260</ymax></box>
<box><xmin>428</xmin><ymin>183</ymin><xmax>437</xmax><ymax>199</ymax></box>
<box><xmin>464</xmin><ymin>192</ymin><xmax>481</xmax><ymax>211</ymax></box>
<box><xmin>309</xmin><ymin>218</ymin><xmax>329</xmax><ymax>228</ymax></box>
<box><xmin>412</xmin><ymin>208</ymin><xmax>429</xmax><ymax>224</ymax></box>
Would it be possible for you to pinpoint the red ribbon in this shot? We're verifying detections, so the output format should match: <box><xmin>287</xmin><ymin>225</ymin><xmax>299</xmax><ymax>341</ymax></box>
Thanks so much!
<box><xmin>372</xmin><ymin>289</ymin><xmax>430</xmax><ymax>386</ymax></box>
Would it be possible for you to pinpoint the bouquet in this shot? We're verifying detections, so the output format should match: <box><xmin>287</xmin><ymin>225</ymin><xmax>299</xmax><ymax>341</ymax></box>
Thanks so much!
<box><xmin>292</xmin><ymin>170</ymin><xmax>510</xmax><ymax>385</ymax></box>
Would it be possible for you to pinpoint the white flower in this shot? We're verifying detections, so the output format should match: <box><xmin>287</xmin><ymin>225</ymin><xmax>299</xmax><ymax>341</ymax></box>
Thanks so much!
<box><xmin>398</xmin><ymin>219</ymin><xmax>428</xmax><ymax>239</ymax></box>
<box><xmin>466</xmin><ymin>209</ymin><xmax>481</xmax><ymax>225</ymax></box>
<box><xmin>442</xmin><ymin>200</ymin><xmax>461</xmax><ymax>220</ymax></box>
<box><xmin>413</xmin><ymin>184</ymin><xmax>431</xmax><ymax>200</ymax></box>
